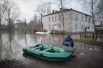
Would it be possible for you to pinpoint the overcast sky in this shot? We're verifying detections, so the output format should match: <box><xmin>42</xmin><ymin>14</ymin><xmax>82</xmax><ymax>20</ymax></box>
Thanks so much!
<box><xmin>17</xmin><ymin>0</ymin><xmax>84</xmax><ymax>23</ymax></box>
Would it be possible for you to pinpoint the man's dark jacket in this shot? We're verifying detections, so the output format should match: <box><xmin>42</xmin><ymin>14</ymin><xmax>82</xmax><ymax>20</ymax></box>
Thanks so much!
<box><xmin>63</xmin><ymin>37</ymin><xmax>74</xmax><ymax>47</ymax></box>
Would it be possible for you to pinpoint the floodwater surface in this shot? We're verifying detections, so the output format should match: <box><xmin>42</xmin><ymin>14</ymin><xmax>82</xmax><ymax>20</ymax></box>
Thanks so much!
<box><xmin>0</xmin><ymin>32</ymin><xmax>103</xmax><ymax>68</ymax></box>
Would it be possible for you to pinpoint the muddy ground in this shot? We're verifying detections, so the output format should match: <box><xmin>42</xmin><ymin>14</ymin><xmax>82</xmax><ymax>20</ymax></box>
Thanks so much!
<box><xmin>0</xmin><ymin>48</ymin><xmax>103</xmax><ymax>68</ymax></box>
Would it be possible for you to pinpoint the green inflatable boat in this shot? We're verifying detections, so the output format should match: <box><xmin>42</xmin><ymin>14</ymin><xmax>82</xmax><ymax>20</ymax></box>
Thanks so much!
<box><xmin>22</xmin><ymin>44</ymin><xmax>72</xmax><ymax>61</ymax></box>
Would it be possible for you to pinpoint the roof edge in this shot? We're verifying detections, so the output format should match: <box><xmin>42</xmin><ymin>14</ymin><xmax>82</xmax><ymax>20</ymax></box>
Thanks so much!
<box><xmin>43</xmin><ymin>8</ymin><xmax>92</xmax><ymax>17</ymax></box>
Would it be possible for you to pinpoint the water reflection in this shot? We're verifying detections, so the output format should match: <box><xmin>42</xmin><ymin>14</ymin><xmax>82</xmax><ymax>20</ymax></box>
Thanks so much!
<box><xmin>0</xmin><ymin>32</ymin><xmax>103</xmax><ymax>61</ymax></box>
<box><xmin>72</xmin><ymin>33</ymin><xmax>103</xmax><ymax>42</ymax></box>
<box><xmin>0</xmin><ymin>32</ymin><xmax>2</xmax><ymax>61</ymax></box>
<box><xmin>0</xmin><ymin>32</ymin><xmax>22</xmax><ymax>60</ymax></box>
<box><xmin>76</xmin><ymin>42</ymin><xmax>103</xmax><ymax>51</ymax></box>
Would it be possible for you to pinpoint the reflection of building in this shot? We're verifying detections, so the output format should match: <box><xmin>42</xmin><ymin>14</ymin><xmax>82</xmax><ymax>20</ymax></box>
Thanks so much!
<box><xmin>14</xmin><ymin>23</ymin><xmax>26</xmax><ymax>30</ymax></box>
<box><xmin>43</xmin><ymin>8</ymin><xmax>94</xmax><ymax>33</ymax></box>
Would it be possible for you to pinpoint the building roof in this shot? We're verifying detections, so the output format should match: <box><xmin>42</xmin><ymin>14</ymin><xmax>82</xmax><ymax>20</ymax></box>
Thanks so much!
<box><xmin>43</xmin><ymin>8</ymin><xmax>92</xmax><ymax>17</ymax></box>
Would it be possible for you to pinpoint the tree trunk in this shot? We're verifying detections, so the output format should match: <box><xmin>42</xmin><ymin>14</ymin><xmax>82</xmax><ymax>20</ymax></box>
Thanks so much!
<box><xmin>61</xmin><ymin>13</ymin><xmax>65</xmax><ymax>34</ymax></box>
<box><xmin>85</xmin><ymin>28</ymin><xmax>86</xmax><ymax>36</ymax></box>
<box><xmin>0</xmin><ymin>19</ymin><xmax>1</xmax><ymax>31</ymax></box>
<box><xmin>41</xmin><ymin>14</ymin><xmax>43</xmax><ymax>28</ymax></box>
<box><xmin>91</xmin><ymin>0</ymin><xmax>96</xmax><ymax>39</ymax></box>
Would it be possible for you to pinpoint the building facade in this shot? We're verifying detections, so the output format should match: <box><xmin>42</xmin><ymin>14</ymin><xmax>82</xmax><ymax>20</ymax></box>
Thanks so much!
<box><xmin>14</xmin><ymin>23</ymin><xmax>26</xmax><ymax>30</ymax></box>
<box><xmin>43</xmin><ymin>9</ymin><xmax>94</xmax><ymax>33</ymax></box>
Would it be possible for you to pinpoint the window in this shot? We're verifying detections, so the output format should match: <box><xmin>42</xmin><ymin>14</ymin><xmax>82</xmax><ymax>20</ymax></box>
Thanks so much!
<box><xmin>85</xmin><ymin>15</ymin><xmax>87</xmax><ymax>22</ymax></box>
<box><xmin>88</xmin><ymin>25</ymin><xmax>90</xmax><ymax>29</ymax></box>
<box><xmin>92</xmin><ymin>25</ymin><xmax>94</xmax><ymax>30</ymax></box>
<box><xmin>88</xmin><ymin>18</ymin><xmax>90</xmax><ymax>23</ymax></box>
<box><xmin>49</xmin><ymin>17</ymin><xmax>51</xmax><ymax>22</ymax></box>
<box><xmin>52</xmin><ymin>25</ymin><xmax>54</xmax><ymax>30</ymax></box>
<box><xmin>54</xmin><ymin>24</ymin><xmax>56</xmax><ymax>26</ymax></box>
<box><xmin>58</xmin><ymin>24</ymin><xmax>61</xmax><ymax>28</ymax></box>
<box><xmin>76</xmin><ymin>14</ymin><xmax>78</xmax><ymax>20</ymax></box>
<box><xmin>100</xmin><ymin>20</ymin><xmax>103</xmax><ymax>25</ymax></box>
<box><xmin>82</xmin><ymin>16</ymin><xmax>83</xmax><ymax>21</ymax></box>
<box><xmin>55</xmin><ymin>16</ymin><xmax>56</xmax><ymax>21</ymax></box>
<box><xmin>54</xmin><ymin>24</ymin><xmax>56</xmax><ymax>29</ymax></box>
<box><xmin>52</xmin><ymin>16</ymin><xmax>54</xmax><ymax>22</ymax></box>
<box><xmin>75</xmin><ymin>24</ymin><xmax>77</xmax><ymax>29</ymax></box>
<box><xmin>81</xmin><ymin>24</ymin><xmax>83</xmax><ymax>29</ymax></box>
<box><xmin>49</xmin><ymin>25</ymin><xmax>51</xmax><ymax>29</ymax></box>
<box><xmin>58</xmin><ymin>15</ymin><xmax>61</xmax><ymax>21</ymax></box>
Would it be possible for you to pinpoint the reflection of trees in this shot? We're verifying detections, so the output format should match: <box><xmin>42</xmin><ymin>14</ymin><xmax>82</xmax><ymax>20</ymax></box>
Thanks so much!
<box><xmin>33</xmin><ymin>35</ymin><xmax>43</xmax><ymax>44</ymax></box>
<box><xmin>25</xmin><ymin>34</ymin><xmax>40</xmax><ymax>46</ymax></box>
<box><xmin>79</xmin><ymin>33</ymin><xmax>99</xmax><ymax>42</ymax></box>
<box><xmin>4</xmin><ymin>33</ymin><xmax>18</xmax><ymax>59</ymax></box>
<box><xmin>0</xmin><ymin>32</ymin><xmax>21</xmax><ymax>60</ymax></box>
<box><xmin>0</xmin><ymin>32</ymin><xmax>2</xmax><ymax>60</ymax></box>
<box><xmin>80</xmin><ymin>42</ymin><xmax>95</xmax><ymax>50</ymax></box>
<box><xmin>24</xmin><ymin>34</ymin><xmax>44</xmax><ymax>46</ymax></box>
<box><xmin>93</xmin><ymin>34</ymin><xmax>98</xmax><ymax>41</ymax></box>
<box><xmin>41</xmin><ymin>34</ymin><xmax>64</xmax><ymax>46</ymax></box>
<box><xmin>24</xmin><ymin>33</ymin><xmax>27</xmax><ymax>46</ymax></box>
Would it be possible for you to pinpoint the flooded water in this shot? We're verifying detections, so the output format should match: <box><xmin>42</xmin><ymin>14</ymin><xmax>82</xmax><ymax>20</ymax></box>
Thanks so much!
<box><xmin>0</xmin><ymin>31</ymin><xmax>103</xmax><ymax>68</ymax></box>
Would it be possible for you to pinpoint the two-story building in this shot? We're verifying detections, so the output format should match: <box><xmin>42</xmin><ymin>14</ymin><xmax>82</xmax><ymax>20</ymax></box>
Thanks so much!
<box><xmin>43</xmin><ymin>8</ymin><xmax>94</xmax><ymax>33</ymax></box>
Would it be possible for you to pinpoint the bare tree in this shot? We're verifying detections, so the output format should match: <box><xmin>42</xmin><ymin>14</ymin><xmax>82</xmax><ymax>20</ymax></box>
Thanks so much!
<box><xmin>36</xmin><ymin>2</ymin><xmax>52</xmax><ymax>28</ymax></box>
<box><xmin>28</xmin><ymin>15</ymin><xmax>38</xmax><ymax>30</ymax></box>
<box><xmin>55</xmin><ymin>0</ymin><xmax>71</xmax><ymax>34</ymax></box>
<box><xmin>24</xmin><ymin>18</ymin><xmax>27</xmax><ymax>30</ymax></box>
<box><xmin>57</xmin><ymin>0</ymin><xmax>65</xmax><ymax>34</ymax></box>
<box><xmin>3</xmin><ymin>0</ymin><xmax>21</xmax><ymax>31</ymax></box>
<box><xmin>0</xmin><ymin>0</ymin><xmax>6</xmax><ymax>31</ymax></box>
<box><xmin>37</xmin><ymin>3</ymin><xmax>47</xmax><ymax>28</ymax></box>
<box><xmin>95</xmin><ymin>0</ymin><xmax>103</xmax><ymax>18</ymax></box>
<box><xmin>80</xmin><ymin>0</ymin><xmax>99</xmax><ymax>37</ymax></box>
<box><xmin>56</xmin><ymin>0</ymin><xmax>69</xmax><ymax>8</ymax></box>
<box><xmin>45</xmin><ymin>2</ymin><xmax>52</xmax><ymax>14</ymax></box>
